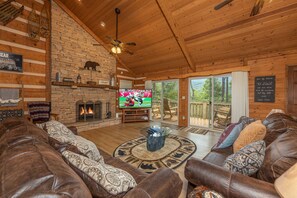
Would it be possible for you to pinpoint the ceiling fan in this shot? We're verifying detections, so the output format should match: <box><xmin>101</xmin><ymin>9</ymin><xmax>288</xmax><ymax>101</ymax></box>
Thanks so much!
<box><xmin>102</xmin><ymin>8</ymin><xmax>136</xmax><ymax>55</ymax></box>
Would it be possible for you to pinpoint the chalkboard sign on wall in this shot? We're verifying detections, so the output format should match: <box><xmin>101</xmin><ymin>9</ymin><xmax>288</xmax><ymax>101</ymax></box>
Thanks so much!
<box><xmin>254</xmin><ymin>76</ymin><xmax>275</xmax><ymax>102</ymax></box>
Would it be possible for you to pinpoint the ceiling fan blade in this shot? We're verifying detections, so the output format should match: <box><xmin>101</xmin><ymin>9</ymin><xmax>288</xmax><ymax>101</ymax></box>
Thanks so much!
<box><xmin>93</xmin><ymin>43</ymin><xmax>102</xmax><ymax>46</ymax></box>
<box><xmin>111</xmin><ymin>39</ymin><xmax>119</xmax><ymax>46</ymax></box>
<box><xmin>125</xmin><ymin>42</ymin><xmax>136</xmax><ymax>46</ymax></box>
<box><xmin>123</xmin><ymin>49</ymin><xmax>134</xmax><ymax>55</ymax></box>
<box><xmin>214</xmin><ymin>0</ymin><xmax>233</xmax><ymax>10</ymax></box>
<box><xmin>250</xmin><ymin>0</ymin><xmax>265</xmax><ymax>16</ymax></box>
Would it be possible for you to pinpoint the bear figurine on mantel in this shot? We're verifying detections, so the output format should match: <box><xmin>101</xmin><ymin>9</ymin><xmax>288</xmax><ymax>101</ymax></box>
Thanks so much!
<box><xmin>84</xmin><ymin>61</ymin><xmax>100</xmax><ymax>71</ymax></box>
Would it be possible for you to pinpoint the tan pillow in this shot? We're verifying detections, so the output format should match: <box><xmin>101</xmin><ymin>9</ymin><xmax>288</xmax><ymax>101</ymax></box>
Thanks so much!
<box><xmin>233</xmin><ymin>120</ymin><xmax>266</xmax><ymax>152</ymax></box>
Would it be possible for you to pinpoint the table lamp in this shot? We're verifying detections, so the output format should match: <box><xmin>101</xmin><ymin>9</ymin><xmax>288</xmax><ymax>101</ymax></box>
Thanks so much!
<box><xmin>274</xmin><ymin>163</ymin><xmax>297</xmax><ymax>198</ymax></box>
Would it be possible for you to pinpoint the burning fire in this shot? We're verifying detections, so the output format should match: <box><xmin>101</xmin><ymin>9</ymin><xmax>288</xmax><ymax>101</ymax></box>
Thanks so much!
<box><xmin>80</xmin><ymin>107</ymin><xmax>94</xmax><ymax>115</ymax></box>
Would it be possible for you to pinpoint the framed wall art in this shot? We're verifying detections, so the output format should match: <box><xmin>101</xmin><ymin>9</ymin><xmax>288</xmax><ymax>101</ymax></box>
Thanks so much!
<box><xmin>0</xmin><ymin>51</ymin><xmax>23</xmax><ymax>72</ymax></box>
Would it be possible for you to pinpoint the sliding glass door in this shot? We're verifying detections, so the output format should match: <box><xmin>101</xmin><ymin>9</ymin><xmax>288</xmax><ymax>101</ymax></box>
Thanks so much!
<box><xmin>189</xmin><ymin>75</ymin><xmax>232</xmax><ymax>130</ymax></box>
<box><xmin>152</xmin><ymin>80</ymin><xmax>179</xmax><ymax>124</ymax></box>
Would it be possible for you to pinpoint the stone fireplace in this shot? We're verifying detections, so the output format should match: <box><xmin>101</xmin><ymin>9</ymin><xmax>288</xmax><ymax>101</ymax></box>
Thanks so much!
<box><xmin>51</xmin><ymin>2</ymin><xmax>119</xmax><ymax>132</ymax></box>
<box><xmin>76</xmin><ymin>100</ymin><xmax>102</xmax><ymax>122</ymax></box>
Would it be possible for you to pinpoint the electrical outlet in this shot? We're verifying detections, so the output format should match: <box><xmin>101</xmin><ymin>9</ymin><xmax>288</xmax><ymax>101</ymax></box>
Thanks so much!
<box><xmin>182</xmin><ymin>116</ymin><xmax>186</xmax><ymax>120</ymax></box>
<box><xmin>182</xmin><ymin>96</ymin><xmax>186</xmax><ymax>99</ymax></box>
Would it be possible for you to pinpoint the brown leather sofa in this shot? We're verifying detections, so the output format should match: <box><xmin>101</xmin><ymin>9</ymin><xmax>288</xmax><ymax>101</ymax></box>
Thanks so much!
<box><xmin>0</xmin><ymin>118</ymin><xmax>182</xmax><ymax>198</ymax></box>
<box><xmin>185</xmin><ymin>113</ymin><xmax>297</xmax><ymax>198</ymax></box>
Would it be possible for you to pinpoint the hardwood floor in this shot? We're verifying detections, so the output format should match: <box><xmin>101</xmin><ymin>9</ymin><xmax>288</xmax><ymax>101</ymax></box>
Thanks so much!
<box><xmin>80</xmin><ymin>121</ymin><xmax>221</xmax><ymax>198</ymax></box>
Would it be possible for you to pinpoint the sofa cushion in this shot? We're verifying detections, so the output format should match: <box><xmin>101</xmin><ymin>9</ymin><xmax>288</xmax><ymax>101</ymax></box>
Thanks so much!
<box><xmin>204</xmin><ymin>146</ymin><xmax>233</xmax><ymax>166</ymax></box>
<box><xmin>223</xmin><ymin>140</ymin><xmax>266</xmax><ymax>176</ymax></box>
<box><xmin>0</xmin><ymin>142</ymin><xmax>92</xmax><ymax>197</ymax></box>
<box><xmin>0</xmin><ymin>118</ymin><xmax>48</xmax><ymax>154</ymax></box>
<box><xmin>233</xmin><ymin>120</ymin><xmax>266</xmax><ymax>152</ymax></box>
<box><xmin>257</xmin><ymin>128</ymin><xmax>297</xmax><ymax>183</ymax></box>
<box><xmin>62</xmin><ymin>150</ymin><xmax>137</xmax><ymax>197</ymax></box>
<box><xmin>216</xmin><ymin>123</ymin><xmax>243</xmax><ymax>149</ymax></box>
<box><xmin>263</xmin><ymin>113</ymin><xmax>297</xmax><ymax>146</ymax></box>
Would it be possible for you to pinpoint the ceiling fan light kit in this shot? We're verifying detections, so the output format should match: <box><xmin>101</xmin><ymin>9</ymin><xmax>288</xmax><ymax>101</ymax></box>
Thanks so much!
<box><xmin>106</xmin><ymin>8</ymin><xmax>136</xmax><ymax>55</ymax></box>
<box><xmin>111</xmin><ymin>46</ymin><xmax>121</xmax><ymax>54</ymax></box>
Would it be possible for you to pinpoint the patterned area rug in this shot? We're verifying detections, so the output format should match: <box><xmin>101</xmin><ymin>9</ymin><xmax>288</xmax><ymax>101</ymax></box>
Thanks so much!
<box><xmin>182</xmin><ymin>127</ymin><xmax>210</xmax><ymax>135</ymax></box>
<box><xmin>113</xmin><ymin>135</ymin><xmax>196</xmax><ymax>173</ymax></box>
<box><xmin>141</xmin><ymin>124</ymin><xmax>212</xmax><ymax>136</ymax></box>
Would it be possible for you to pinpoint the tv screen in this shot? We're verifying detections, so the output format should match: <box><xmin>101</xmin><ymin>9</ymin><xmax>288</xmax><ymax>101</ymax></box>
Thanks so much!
<box><xmin>119</xmin><ymin>89</ymin><xmax>152</xmax><ymax>108</ymax></box>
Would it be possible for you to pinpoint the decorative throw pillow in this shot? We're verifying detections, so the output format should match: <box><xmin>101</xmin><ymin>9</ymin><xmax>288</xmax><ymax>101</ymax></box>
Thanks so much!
<box><xmin>217</xmin><ymin>122</ymin><xmax>243</xmax><ymax>149</ymax></box>
<box><xmin>238</xmin><ymin>116</ymin><xmax>256</xmax><ymax>129</ymax></box>
<box><xmin>39</xmin><ymin>121</ymin><xmax>103</xmax><ymax>163</ymax></box>
<box><xmin>69</xmin><ymin>136</ymin><xmax>104</xmax><ymax>163</ymax></box>
<box><xmin>233</xmin><ymin>120</ymin><xmax>266</xmax><ymax>152</ymax></box>
<box><xmin>188</xmin><ymin>186</ymin><xmax>224</xmax><ymax>198</ymax></box>
<box><xmin>37</xmin><ymin>120</ymin><xmax>76</xmax><ymax>142</ymax></box>
<box><xmin>62</xmin><ymin>150</ymin><xmax>137</xmax><ymax>196</ymax></box>
<box><xmin>216</xmin><ymin>123</ymin><xmax>237</xmax><ymax>148</ymax></box>
<box><xmin>224</xmin><ymin>140</ymin><xmax>266</xmax><ymax>176</ymax></box>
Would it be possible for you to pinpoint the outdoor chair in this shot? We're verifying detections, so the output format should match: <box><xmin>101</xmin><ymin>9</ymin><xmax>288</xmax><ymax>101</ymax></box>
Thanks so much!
<box><xmin>163</xmin><ymin>98</ymin><xmax>177</xmax><ymax>119</ymax></box>
<box><xmin>213</xmin><ymin>106</ymin><xmax>231</xmax><ymax>127</ymax></box>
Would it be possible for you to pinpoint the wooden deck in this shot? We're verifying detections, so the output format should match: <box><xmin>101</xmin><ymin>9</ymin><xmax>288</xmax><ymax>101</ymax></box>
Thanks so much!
<box><xmin>80</xmin><ymin>121</ymin><xmax>221</xmax><ymax>198</ymax></box>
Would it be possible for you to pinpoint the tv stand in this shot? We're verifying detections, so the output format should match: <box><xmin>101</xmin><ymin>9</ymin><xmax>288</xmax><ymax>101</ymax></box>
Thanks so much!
<box><xmin>122</xmin><ymin>109</ymin><xmax>150</xmax><ymax>123</ymax></box>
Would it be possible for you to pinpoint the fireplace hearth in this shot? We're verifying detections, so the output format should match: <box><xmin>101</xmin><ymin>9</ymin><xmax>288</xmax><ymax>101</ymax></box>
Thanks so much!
<box><xmin>76</xmin><ymin>100</ymin><xmax>102</xmax><ymax>122</ymax></box>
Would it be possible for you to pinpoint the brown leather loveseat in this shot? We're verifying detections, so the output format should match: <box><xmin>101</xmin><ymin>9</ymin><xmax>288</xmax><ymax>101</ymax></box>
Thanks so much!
<box><xmin>185</xmin><ymin>113</ymin><xmax>297</xmax><ymax>198</ymax></box>
<box><xmin>0</xmin><ymin>118</ymin><xmax>182</xmax><ymax>198</ymax></box>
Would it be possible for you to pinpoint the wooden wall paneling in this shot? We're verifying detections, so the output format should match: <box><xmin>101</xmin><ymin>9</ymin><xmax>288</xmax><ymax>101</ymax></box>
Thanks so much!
<box><xmin>45</xmin><ymin>0</ymin><xmax>51</xmax><ymax>101</ymax></box>
<box><xmin>178</xmin><ymin>78</ymin><xmax>188</xmax><ymax>126</ymax></box>
<box><xmin>0</xmin><ymin>0</ymin><xmax>49</xmax><ymax>113</ymax></box>
<box><xmin>0</xmin><ymin>30</ymin><xmax>46</xmax><ymax>49</ymax></box>
<box><xmin>248</xmin><ymin>53</ymin><xmax>297</xmax><ymax>119</ymax></box>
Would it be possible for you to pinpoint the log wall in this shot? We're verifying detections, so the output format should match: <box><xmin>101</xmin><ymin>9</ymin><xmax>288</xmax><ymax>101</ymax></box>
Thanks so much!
<box><xmin>0</xmin><ymin>0</ymin><xmax>50</xmax><ymax>114</ymax></box>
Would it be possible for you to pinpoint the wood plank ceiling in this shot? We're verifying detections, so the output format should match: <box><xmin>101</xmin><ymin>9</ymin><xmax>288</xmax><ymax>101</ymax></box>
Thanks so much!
<box><xmin>59</xmin><ymin>0</ymin><xmax>297</xmax><ymax>76</ymax></box>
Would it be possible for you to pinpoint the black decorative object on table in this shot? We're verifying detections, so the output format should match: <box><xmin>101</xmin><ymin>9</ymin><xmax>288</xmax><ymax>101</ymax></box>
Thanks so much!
<box><xmin>146</xmin><ymin>126</ymin><xmax>171</xmax><ymax>152</ymax></box>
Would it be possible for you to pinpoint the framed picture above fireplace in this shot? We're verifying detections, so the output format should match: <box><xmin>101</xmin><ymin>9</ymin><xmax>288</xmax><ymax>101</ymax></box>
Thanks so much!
<box><xmin>0</xmin><ymin>51</ymin><xmax>23</xmax><ymax>73</ymax></box>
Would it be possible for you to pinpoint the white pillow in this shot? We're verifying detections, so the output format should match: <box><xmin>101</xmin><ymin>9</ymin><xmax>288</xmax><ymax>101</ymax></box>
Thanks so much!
<box><xmin>70</xmin><ymin>135</ymin><xmax>104</xmax><ymax>163</ymax></box>
<box><xmin>62</xmin><ymin>150</ymin><xmax>136</xmax><ymax>195</ymax></box>
<box><xmin>37</xmin><ymin>120</ymin><xmax>76</xmax><ymax>140</ymax></box>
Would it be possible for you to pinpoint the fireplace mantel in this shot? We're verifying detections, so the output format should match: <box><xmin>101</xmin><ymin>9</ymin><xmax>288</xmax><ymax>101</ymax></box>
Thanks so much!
<box><xmin>52</xmin><ymin>82</ymin><xmax>118</xmax><ymax>90</ymax></box>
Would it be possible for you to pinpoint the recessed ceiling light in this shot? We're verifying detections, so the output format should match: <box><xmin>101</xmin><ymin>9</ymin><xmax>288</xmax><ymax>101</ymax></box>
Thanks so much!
<box><xmin>100</xmin><ymin>21</ymin><xmax>106</xmax><ymax>28</ymax></box>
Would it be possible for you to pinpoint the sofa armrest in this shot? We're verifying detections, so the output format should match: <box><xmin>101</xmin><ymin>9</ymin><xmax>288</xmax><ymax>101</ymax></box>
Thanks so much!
<box><xmin>124</xmin><ymin>168</ymin><xmax>182</xmax><ymax>198</ymax></box>
<box><xmin>67</xmin><ymin>126</ymin><xmax>78</xmax><ymax>135</ymax></box>
<box><xmin>185</xmin><ymin>158</ymin><xmax>280</xmax><ymax>198</ymax></box>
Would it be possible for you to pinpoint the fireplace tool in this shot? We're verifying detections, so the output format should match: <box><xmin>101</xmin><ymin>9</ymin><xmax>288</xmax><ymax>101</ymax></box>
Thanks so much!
<box><xmin>106</xmin><ymin>102</ymin><xmax>111</xmax><ymax>119</ymax></box>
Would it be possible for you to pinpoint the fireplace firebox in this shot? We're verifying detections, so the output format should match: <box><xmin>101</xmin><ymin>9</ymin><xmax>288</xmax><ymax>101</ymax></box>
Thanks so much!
<box><xmin>76</xmin><ymin>100</ymin><xmax>102</xmax><ymax>122</ymax></box>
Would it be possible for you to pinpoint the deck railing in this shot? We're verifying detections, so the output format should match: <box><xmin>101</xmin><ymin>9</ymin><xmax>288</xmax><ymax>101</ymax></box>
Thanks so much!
<box><xmin>153</xmin><ymin>100</ymin><xmax>231</xmax><ymax>120</ymax></box>
<box><xmin>190</xmin><ymin>102</ymin><xmax>231</xmax><ymax>119</ymax></box>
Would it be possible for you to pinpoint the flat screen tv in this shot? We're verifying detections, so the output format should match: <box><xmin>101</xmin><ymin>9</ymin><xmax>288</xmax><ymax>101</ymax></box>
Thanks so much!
<box><xmin>118</xmin><ymin>89</ymin><xmax>152</xmax><ymax>108</ymax></box>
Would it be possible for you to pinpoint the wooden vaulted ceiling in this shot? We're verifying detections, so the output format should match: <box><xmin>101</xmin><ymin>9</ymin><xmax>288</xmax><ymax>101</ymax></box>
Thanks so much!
<box><xmin>59</xmin><ymin>0</ymin><xmax>297</xmax><ymax>76</ymax></box>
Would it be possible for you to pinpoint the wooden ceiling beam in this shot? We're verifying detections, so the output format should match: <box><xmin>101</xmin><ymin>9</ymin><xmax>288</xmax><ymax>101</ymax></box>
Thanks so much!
<box><xmin>185</xmin><ymin>2</ymin><xmax>297</xmax><ymax>42</ymax></box>
<box><xmin>53</xmin><ymin>0</ymin><xmax>136</xmax><ymax>76</ymax></box>
<box><xmin>155</xmin><ymin>0</ymin><xmax>196</xmax><ymax>72</ymax></box>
